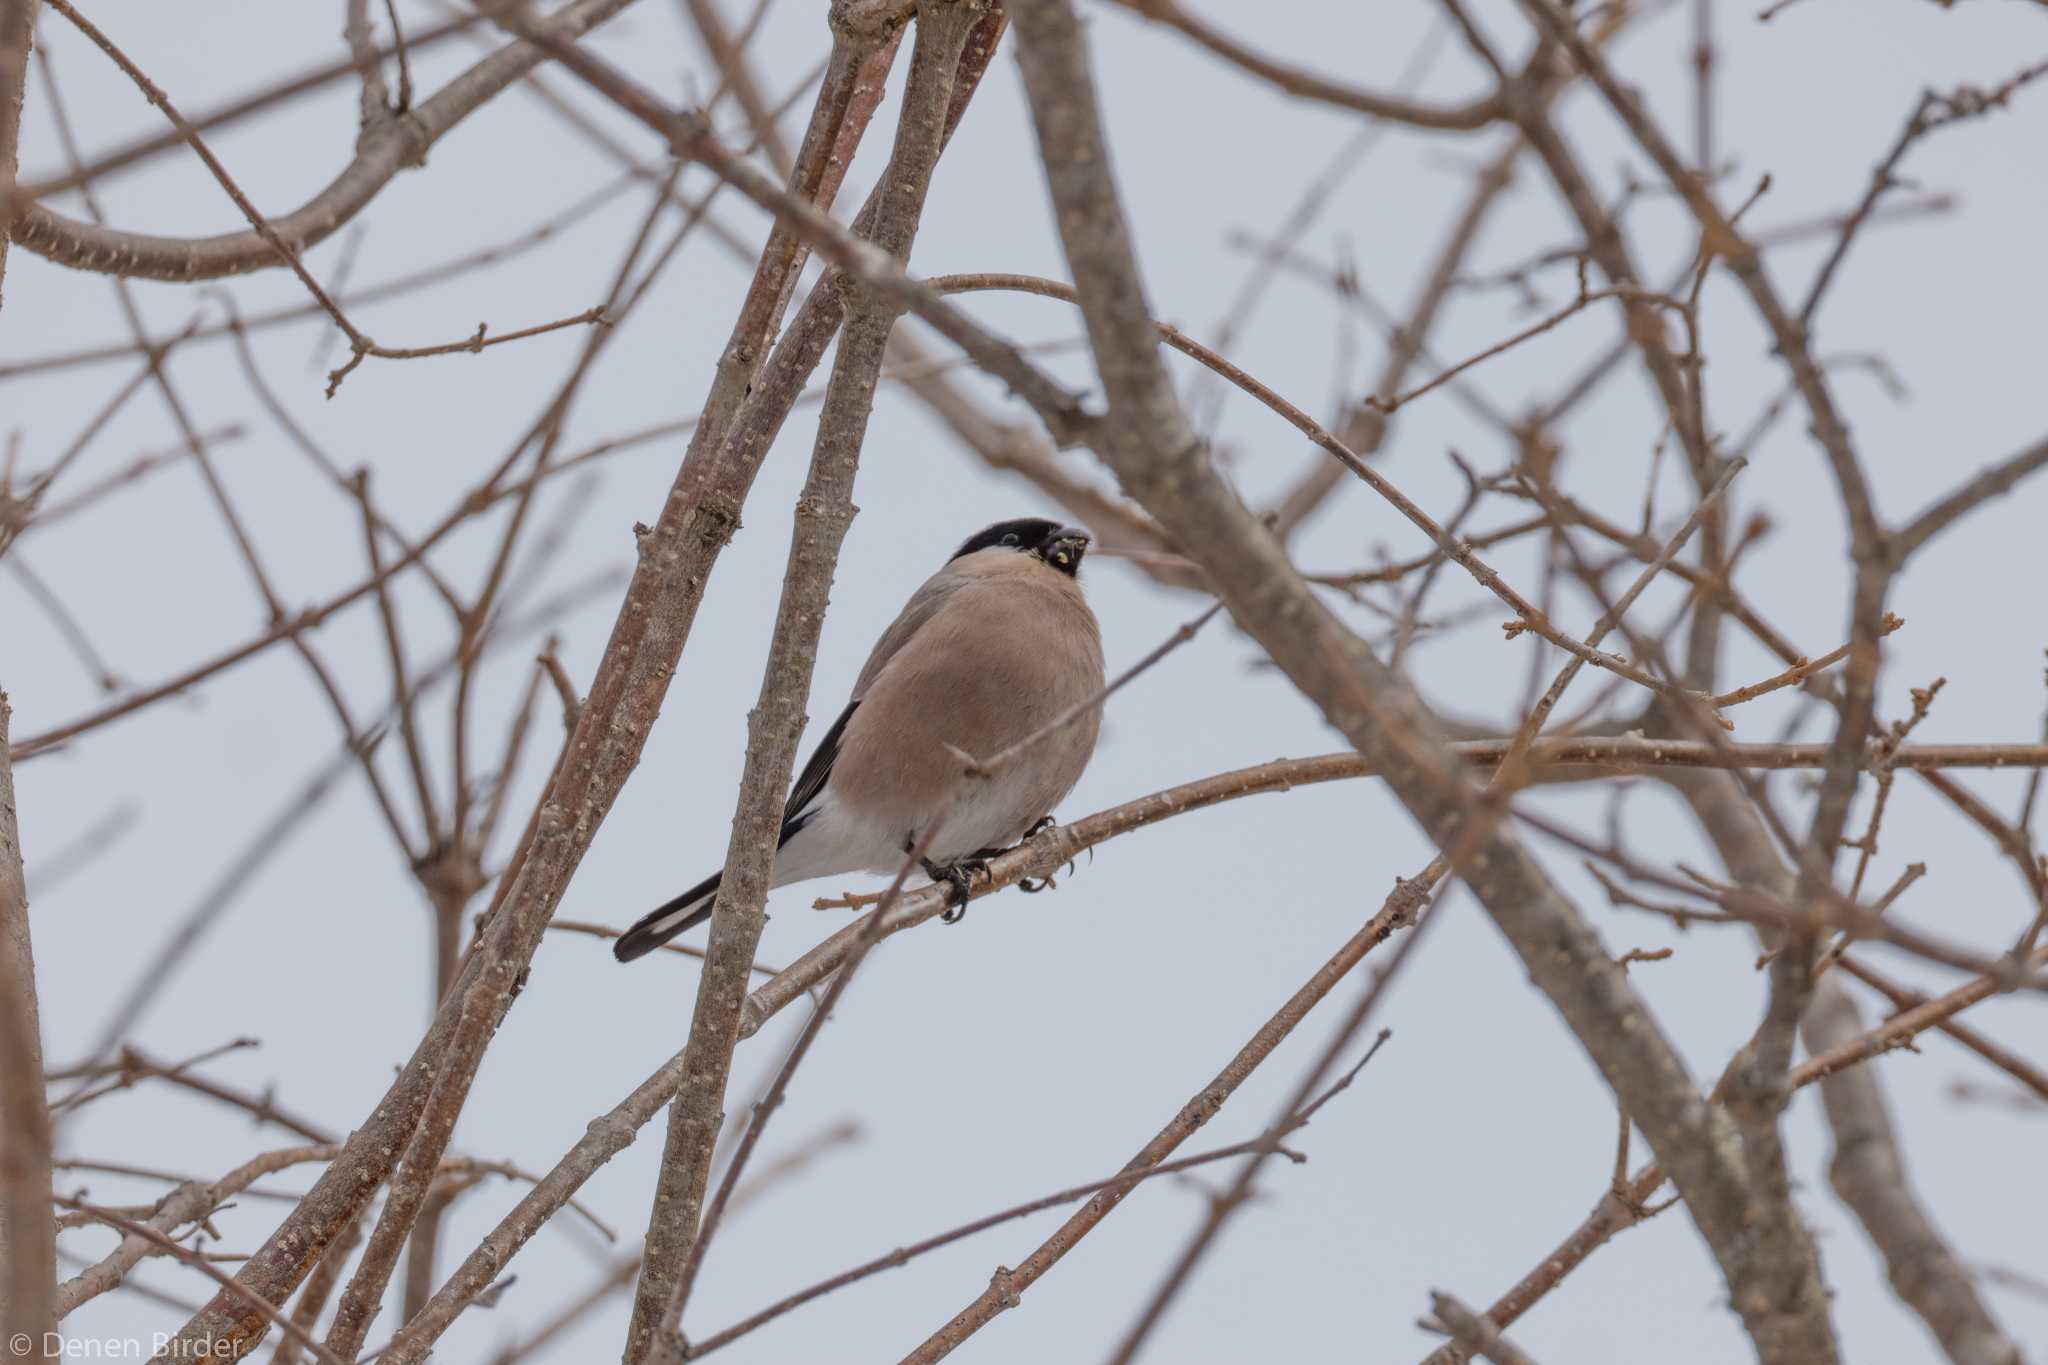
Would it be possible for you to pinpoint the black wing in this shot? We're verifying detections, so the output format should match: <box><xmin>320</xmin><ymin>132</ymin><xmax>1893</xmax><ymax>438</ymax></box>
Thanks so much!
<box><xmin>779</xmin><ymin>699</ymin><xmax>856</xmax><ymax>846</ymax></box>
<box><xmin>615</xmin><ymin>700</ymin><xmax>859</xmax><ymax>962</ymax></box>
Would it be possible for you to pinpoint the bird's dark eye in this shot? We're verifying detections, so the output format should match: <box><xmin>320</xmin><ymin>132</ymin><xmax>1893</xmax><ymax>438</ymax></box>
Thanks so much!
<box><xmin>1000</xmin><ymin>533</ymin><xmax>1019</xmax><ymax>546</ymax></box>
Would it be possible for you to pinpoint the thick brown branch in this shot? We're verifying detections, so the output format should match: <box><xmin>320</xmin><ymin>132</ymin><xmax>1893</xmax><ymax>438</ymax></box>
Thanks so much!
<box><xmin>1417</xmin><ymin>930</ymin><xmax>2044</xmax><ymax>1365</ymax></box>
<box><xmin>0</xmin><ymin>0</ymin><xmax>35</xmax><ymax>313</ymax></box>
<box><xmin>1803</xmin><ymin>986</ymin><xmax>2025</xmax><ymax>1365</ymax></box>
<box><xmin>304</xmin><ymin>739</ymin><xmax>2048</xmax><ymax>1364</ymax></box>
<box><xmin>894</xmin><ymin>6</ymin><xmax>1831</xmax><ymax>1361</ymax></box>
<box><xmin>150</xmin><ymin>22</ymin><xmax>913</xmax><ymax>1365</ymax></box>
<box><xmin>0</xmin><ymin>693</ymin><xmax>54</xmax><ymax>1361</ymax></box>
<box><xmin>624</xmin><ymin>9</ymin><xmax>989</xmax><ymax>1360</ymax></box>
<box><xmin>921</xmin><ymin>272</ymin><xmax>1706</xmax><ymax>711</ymax></box>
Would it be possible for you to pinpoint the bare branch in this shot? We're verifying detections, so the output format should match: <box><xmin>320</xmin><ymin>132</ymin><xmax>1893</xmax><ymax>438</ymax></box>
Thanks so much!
<box><xmin>1803</xmin><ymin>985</ymin><xmax>2028</xmax><ymax>1365</ymax></box>
<box><xmin>995</xmin><ymin>5</ymin><xmax>1837</xmax><ymax>1360</ymax></box>
<box><xmin>902</xmin><ymin>869</ymin><xmax>1432</xmax><ymax>1362</ymax></box>
<box><xmin>693</xmin><ymin>1040</ymin><xmax>1387</xmax><ymax>1358</ymax></box>
<box><xmin>9</xmin><ymin>2</ymin><xmax>628</xmax><ymax>281</ymax></box>
<box><xmin>56</xmin><ymin>1145</ymin><xmax>341</xmax><ymax>1318</ymax></box>
<box><xmin>54</xmin><ymin>1195</ymin><xmax>350</xmax><ymax>1365</ymax></box>
<box><xmin>1427</xmin><ymin>1293</ymin><xmax>1544</xmax><ymax>1365</ymax></box>
<box><xmin>1099</xmin><ymin>0</ymin><xmax>1501</xmax><ymax>131</ymax></box>
<box><xmin>1801</xmin><ymin>60</ymin><xmax>2048</xmax><ymax>328</ymax></box>
<box><xmin>1835</xmin><ymin>956</ymin><xmax>2048</xmax><ymax>1103</ymax></box>
<box><xmin>1894</xmin><ymin>433</ymin><xmax>2048</xmax><ymax>563</ymax></box>
<box><xmin>0</xmin><ymin>692</ymin><xmax>54</xmax><ymax>1360</ymax></box>
<box><xmin>0</xmin><ymin>0</ymin><xmax>34</xmax><ymax>316</ymax></box>
<box><xmin>625</xmin><ymin>8</ymin><xmax>989</xmax><ymax>1358</ymax></box>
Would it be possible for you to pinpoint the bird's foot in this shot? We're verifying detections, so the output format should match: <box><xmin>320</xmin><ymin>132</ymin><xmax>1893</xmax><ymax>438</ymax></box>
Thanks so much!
<box><xmin>1016</xmin><ymin>817</ymin><xmax>1070</xmax><ymax>893</ymax></box>
<box><xmin>922</xmin><ymin>856</ymin><xmax>990</xmax><ymax>924</ymax></box>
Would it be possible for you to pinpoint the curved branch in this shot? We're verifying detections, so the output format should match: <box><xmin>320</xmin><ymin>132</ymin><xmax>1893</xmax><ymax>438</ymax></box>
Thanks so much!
<box><xmin>1512</xmin><ymin>0</ymin><xmax>1887</xmax><ymax>924</ymax></box>
<box><xmin>1420</xmin><ymin>933</ymin><xmax>2047</xmax><ymax>1365</ymax></box>
<box><xmin>148</xmin><ymin>24</ymin><xmax>912</xmax><ymax>1365</ymax></box>
<box><xmin>962</xmin><ymin>5</ymin><xmax>1837</xmax><ymax>1358</ymax></box>
<box><xmin>55</xmin><ymin>1195</ymin><xmax>348</xmax><ymax>1365</ymax></box>
<box><xmin>386</xmin><ymin>789</ymin><xmax>1432</xmax><ymax>1365</ymax></box>
<box><xmin>9</xmin><ymin>0</ymin><xmax>638</xmax><ymax>281</ymax></box>
<box><xmin>56</xmin><ymin>1145</ymin><xmax>341</xmax><ymax>1318</ymax></box>
<box><xmin>324</xmin><ymin>734</ymin><xmax>2048</xmax><ymax>1361</ymax></box>
<box><xmin>1894</xmin><ymin>433</ymin><xmax>2048</xmax><ymax>563</ymax></box>
<box><xmin>920</xmin><ymin>272</ymin><xmax>1761</xmax><ymax>711</ymax></box>
<box><xmin>1101</xmin><ymin>0</ymin><xmax>1500</xmax><ymax>130</ymax></box>
<box><xmin>742</xmin><ymin>737</ymin><xmax>2048</xmax><ymax>1030</ymax></box>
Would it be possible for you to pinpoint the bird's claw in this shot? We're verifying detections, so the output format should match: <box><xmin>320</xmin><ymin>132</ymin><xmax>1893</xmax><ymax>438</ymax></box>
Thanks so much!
<box><xmin>920</xmin><ymin>821</ymin><xmax>1065</xmax><ymax>913</ymax></box>
<box><xmin>922</xmin><ymin>856</ymin><xmax>990</xmax><ymax>924</ymax></box>
<box><xmin>1016</xmin><ymin>819</ymin><xmax>1064</xmax><ymax>893</ymax></box>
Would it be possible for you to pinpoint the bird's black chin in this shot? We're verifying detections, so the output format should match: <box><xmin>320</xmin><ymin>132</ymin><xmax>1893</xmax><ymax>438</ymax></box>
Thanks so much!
<box><xmin>1039</xmin><ymin>532</ymin><xmax>1089</xmax><ymax>576</ymax></box>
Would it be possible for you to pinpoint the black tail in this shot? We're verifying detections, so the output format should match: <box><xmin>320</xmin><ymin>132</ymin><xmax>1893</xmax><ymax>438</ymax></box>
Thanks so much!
<box><xmin>613</xmin><ymin>869</ymin><xmax>722</xmax><ymax>962</ymax></box>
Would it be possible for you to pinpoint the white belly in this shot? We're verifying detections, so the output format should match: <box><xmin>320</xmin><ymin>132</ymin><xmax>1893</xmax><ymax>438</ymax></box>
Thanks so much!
<box><xmin>770</xmin><ymin>778</ymin><xmax>1047</xmax><ymax>891</ymax></box>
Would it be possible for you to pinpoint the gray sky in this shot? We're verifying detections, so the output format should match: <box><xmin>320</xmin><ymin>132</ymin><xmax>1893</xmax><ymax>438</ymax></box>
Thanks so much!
<box><xmin>6</xmin><ymin>1</ymin><xmax>2046</xmax><ymax>1361</ymax></box>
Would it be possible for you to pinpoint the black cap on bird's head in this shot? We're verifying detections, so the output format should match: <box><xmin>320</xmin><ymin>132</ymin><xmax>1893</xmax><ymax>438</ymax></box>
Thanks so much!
<box><xmin>950</xmin><ymin>518</ymin><xmax>1091</xmax><ymax>577</ymax></box>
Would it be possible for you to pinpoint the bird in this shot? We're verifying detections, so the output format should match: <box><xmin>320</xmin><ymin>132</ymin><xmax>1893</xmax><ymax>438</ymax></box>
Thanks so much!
<box><xmin>613</xmin><ymin>517</ymin><xmax>1105</xmax><ymax>962</ymax></box>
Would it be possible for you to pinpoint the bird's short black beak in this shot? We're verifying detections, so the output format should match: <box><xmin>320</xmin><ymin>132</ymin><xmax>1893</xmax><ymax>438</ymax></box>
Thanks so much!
<box><xmin>1043</xmin><ymin>526</ymin><xmax>1090</xmax><ymax>571</ymax></box>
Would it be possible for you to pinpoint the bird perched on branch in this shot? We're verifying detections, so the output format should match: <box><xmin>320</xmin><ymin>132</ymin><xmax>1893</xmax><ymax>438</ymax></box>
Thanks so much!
<box><xmin>614</xmin><ymin>517</ymin><xmax>1105</xmax><ymax>962</ymax></box>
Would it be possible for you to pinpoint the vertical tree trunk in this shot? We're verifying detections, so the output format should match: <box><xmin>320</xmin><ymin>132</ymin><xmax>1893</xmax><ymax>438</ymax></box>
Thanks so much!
<box><xmin>0</xmin><ymin>693</ymin><xmax>56</xmax><ymax>1365</ymax></box>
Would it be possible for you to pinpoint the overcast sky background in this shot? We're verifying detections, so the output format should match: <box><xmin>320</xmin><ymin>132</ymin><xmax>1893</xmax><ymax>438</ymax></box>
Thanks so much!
<box><xmin>6</xmin><ymin>0</ymin><xmax>2047</xmax><ymax>1361</ymax></box>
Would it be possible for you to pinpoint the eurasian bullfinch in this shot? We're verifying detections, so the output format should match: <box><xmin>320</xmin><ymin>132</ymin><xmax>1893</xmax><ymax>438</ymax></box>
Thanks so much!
<box><xmin>614</xmin><ymin>517</ymin><xmax>1104</xmax><ymax>962</ymax></box>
